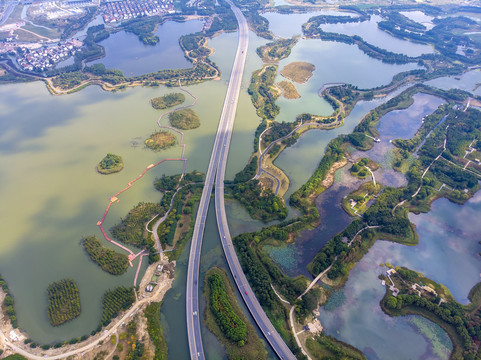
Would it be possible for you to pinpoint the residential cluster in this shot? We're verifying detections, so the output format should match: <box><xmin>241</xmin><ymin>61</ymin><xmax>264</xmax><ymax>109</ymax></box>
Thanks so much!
<box><xmin>101</xmin><ymin>0</ymin><xmax>174</xmax><ymax>24</ymax></box>
<box><xmin>16</xmin><ymin>39</ymin><xmax>83</xmax><ymax>71</ymax></box>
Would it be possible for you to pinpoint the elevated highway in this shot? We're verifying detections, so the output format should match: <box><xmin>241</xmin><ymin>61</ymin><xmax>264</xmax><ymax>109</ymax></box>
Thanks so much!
<box><xmin>185</xmin><ymin>1</ymin><xmax>249</xmax><ymax>358</ymax></box>
<box><xmin>213</xmin><ymin>4</ymin><xmax>296</xmax><ymax>356</ymax></box>
<box><xmin>186</xmin><ymin>1</ymin><xmax>296</xmax><ymax>359</ymax></box>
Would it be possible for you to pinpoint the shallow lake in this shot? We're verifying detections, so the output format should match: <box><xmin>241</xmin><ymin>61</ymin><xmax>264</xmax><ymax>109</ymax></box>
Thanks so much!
<box><xmin>318</xmin><ymin>189</ymin><xmax>481</xmax><ymax>359</ymax></box>
<box><xmin>88</xmin><ymin>20</ymin><xmax>203</xmax><ymax>76</ymax></box>
<box><xmin>319</xmin><ymin>15</ymin><xmax>434</xmax><ymax>57</ymax></box>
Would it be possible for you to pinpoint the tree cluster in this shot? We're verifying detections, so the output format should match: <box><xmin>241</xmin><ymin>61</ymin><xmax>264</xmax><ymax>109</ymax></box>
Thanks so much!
<box><xmin>110</xmin><ymin>202</ymin><xmax>161</xmax><ymax>263</ymax></box>
<box><xmin>169</xmin><ymin>109</ymin><xmax>200</xmax><ymax>130</ymax></box>
<box><xmin>100</xmin><ymin>286</ymin><xmax>135</xmax><ymax>327</ymax></box>
<box><xmin>83</xmin><ymin>236</ymin><xmax>129</xmax><ymax>275</ymax></box>
<box><xmin>248</xmin><ymin>66</ymin><xmax>280</xmax><ymax>120</ymax></box>
<box><xmin>144</xmin><ymin>302</ymin><xmax>168</xmax><ymax>360</ymax></box>
<box><xmin>231</xmin><ymin>180</ymin><xmax>287</xmax><ymax>222</ymax></box>
<box><xmin>0</xmin><ymin>273</ymin><xmax>17</xmax><ymax>328</ymax></box>
<box><xmin>46</xmin><ymin>279</ymin><xmax>81</xmax><ymax>326</ymax></box>
<box><xmin>384</xmin><ymin>288</ymin><xmax>481</xmax><ymax>356</ymax></box>
<box><xmin>150</xmin><ymin>93</ymin><xmax>185</xmax><ymax>110</ymax></box>
<box><xmin>97</xmin><ymin>153</ymin><xmax>123</xmax><ymax>174</ymax></box>
<box><xmin>233</xmin><ymin>156</ymin><xmax>258</xmax><ymax>183</ymax></box>
<box><xmin>208</xmin><ymin>273</ymin><xmax>248</xmax><ymax>345</ymax></box>
<box><xmin>121</xmin><ymin>16</ymin><xmax>164</xmax><ymax>45</ymax></box>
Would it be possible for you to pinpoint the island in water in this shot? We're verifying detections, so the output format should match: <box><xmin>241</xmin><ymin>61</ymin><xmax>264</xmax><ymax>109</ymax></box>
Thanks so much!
<box><xmin>96</xmin><ymin>153</ymin><xmax>123</xmax><ymax>174</ymax></box>
<box><xmin>151</xmin><ymin>92</ymin><xmax>185</xmax><ymax>110</ymax></box>
<box><xmin>169</xmin><ymin>108</ymin><xmax>200</xmax><ymax>130</ymax></box>
<box><xmin>144</xmin><ymin>131</ymin><xmax>176</xmax><ymax>151</ymax></box>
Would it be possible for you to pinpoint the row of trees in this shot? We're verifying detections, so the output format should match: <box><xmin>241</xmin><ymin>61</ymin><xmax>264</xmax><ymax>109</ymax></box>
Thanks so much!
<box><xmin>0</xmin><ymin>273</ymin><xmax>17</xmax><ymax>328</ymax></box>
<box><xmin>233</xmin><ymin>230</ymin><xmax>306</xmax><ymax>358</ymax></box>
<box><xmin>306</xmin><ymin>334</ymin><xmax>367</xmax><ymax>360</ymax></box>
<box><xmin>100</xmin><ymin>286</ymin><xmax>135</xmax><ymax>327</ymax></box>
<box><xmin>393</xmin><ymin>104</ymin><xmax>449</xmax><ymax>152</ymax></box>
<box><xmin>46</xmin><ymin>279</ymin><xmax>81</xmax><ymax>326</ymax></box>
<box><xmin>83</xmin><ymin>236</ymin><xmax>129</xmax><ymax>275</ymax></box>
<box><xmin>144</xmin><ymin>302</ymin><xmax>168</xmax><ymax>359</ymax></box>
<box><xmin>307</xmin><ymin>14</ymin><xmax>370</xmax><ymax>25</ymax></box>
<box><xmin>208</xmin><ymin>273</ymin><xmax>248</xmax><ymax>346</ymax></box>
<box><xmin>302</xmin><ymin>20</ymin><xmax>413</xmax><ymax>64</ymax></box>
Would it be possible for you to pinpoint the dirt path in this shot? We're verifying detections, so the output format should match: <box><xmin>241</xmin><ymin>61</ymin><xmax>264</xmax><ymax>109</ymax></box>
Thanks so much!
<box><xmin>0</xmin><ymin>266</ymin><xmax>173</xmax><ymax>360</ymax></box>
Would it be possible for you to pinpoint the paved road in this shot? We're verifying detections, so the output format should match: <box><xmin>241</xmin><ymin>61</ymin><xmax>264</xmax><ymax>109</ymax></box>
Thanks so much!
<box><xmin>212</xmin><ymin>3</ymin><xmax>296</xmax><ymax>359</ymax></box>
<box><xmin>186</xmin><ymin>2</ymin><xmax>295</xmax><ymax>359</ymax></box>
<box><xmin>184</xmin><ymin>2</ymin><xmax>249</xmax><ymax>358</ymax></box>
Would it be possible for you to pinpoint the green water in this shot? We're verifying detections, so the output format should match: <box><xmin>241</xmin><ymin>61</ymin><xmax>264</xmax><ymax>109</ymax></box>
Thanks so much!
<box><xmin>0</xmin><ymin>25</ymin><xmax>260</xmax><ymax>342</ymax></box>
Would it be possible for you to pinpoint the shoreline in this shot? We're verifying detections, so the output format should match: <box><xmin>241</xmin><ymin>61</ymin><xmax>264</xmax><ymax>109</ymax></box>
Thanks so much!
<box><xmin>0</xmin><ymin>257</ymin><xmax>175</xmax><ymax>359</ymax></box>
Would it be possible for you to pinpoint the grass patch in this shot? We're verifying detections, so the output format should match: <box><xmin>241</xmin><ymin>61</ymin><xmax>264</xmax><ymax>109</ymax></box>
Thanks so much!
<box><xmin>151</xmin><ymin>93</ymin><xmax>185</xmax><ymax>110</ymax></box>
<box><xmin>305</xmin><ymin>334</ymin><xmax>366</xmax><ymax>359</ymax></box>
<box><xmin>280</xmin><ymin>61</ymin><xmax>315</xmax><ymax>84</ymax></box>
<box><xmin>22</xmin><ymin>23</ymin><xmax>60</xmax><ymax>39</ymax></box>
<box><xmin>169</xmin><ymin>108</ymin><xmax>200</xmax><ymax>130</ymax></box>
<box><xmin>278</xmin><ymin>80</ymin><xmax>300</xmax><ymax>99</ymax></box>
<box><xmin>145</xmin><ymin>131</ymin><xmax>176</xmax><ymax>151</ymax></box>
<box><xmin>204</xmin><ymin>267</ymin><xmax>267</xmax><ymax>360</ymax></box>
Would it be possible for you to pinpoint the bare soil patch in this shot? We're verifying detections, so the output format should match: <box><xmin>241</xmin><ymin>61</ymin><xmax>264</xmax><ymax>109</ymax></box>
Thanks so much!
<box><xmin>280</xmin><ymin>61</ymin><xmax>315</xmax><ymax>84</ymax></box>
